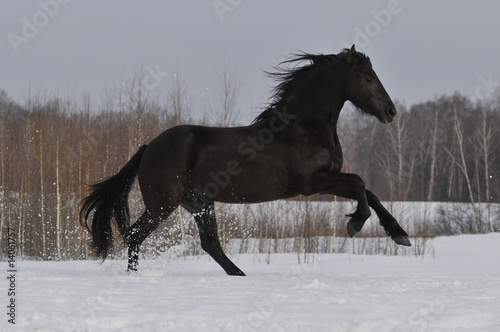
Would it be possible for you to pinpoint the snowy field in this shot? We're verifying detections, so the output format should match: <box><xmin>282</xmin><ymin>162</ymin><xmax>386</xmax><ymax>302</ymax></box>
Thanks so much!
<box><xmin>2</xmin><ymin>233</ymin><xmax>500</xmax><ymax>332</ymax></box>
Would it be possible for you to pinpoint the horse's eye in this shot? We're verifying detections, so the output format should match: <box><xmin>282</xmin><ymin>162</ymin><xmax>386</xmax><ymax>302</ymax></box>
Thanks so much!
<box><xmin>366</xmin><ymin>77</ymin><xmax>372</xmax><ymax>83</ymax></box>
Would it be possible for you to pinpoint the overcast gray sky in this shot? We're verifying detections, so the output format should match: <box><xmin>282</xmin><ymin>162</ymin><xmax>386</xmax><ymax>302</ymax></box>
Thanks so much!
<box><xmin>2</xmin><ymin>1</ymin><xmax>500</xmax><ymax>122</ymax></box>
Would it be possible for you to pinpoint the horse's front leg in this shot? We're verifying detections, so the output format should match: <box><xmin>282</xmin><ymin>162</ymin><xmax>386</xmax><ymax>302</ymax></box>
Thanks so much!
<box><xmin>365</xmin><ymin>190</ymin><xmax>411</xmax><ymax>246</ymax></box>
<box><xmin>308</xmin><ymin>171</ymin><xmax>371</xmax><ymax>237</ymax></box>
<box><xmin>308</xmin><ymin>171</ymin><xmax>411</xmax><ymax>246</ymax></box>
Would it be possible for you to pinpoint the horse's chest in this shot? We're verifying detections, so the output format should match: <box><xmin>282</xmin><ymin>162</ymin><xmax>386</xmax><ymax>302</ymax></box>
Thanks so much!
<box><xmin>289</xmin><ymin>123</ymin><xmax>343</xmax><ymax>173</ymax></box>
<box><xmin>317</xmin><ymin>147</ymin><xmax>343</xmax><ymax>172</ymax></box>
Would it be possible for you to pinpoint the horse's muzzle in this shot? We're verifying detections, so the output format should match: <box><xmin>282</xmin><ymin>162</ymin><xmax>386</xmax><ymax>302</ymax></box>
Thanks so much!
<box><xmin>385</xmin><ymin>106</ymin><xmax>397</xmax><ymax>123</ymax></box>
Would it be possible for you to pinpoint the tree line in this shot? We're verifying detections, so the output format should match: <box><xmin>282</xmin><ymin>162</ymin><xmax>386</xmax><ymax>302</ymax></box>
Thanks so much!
<box><xmin>341</xmin><ymin>93</ymin><xmax>499</xmax><ymax>204</ymax></box>
<box><xmin>1</xmin><ymin>71</ymin><xmax>499</xmax><ymax>260</ymax></box>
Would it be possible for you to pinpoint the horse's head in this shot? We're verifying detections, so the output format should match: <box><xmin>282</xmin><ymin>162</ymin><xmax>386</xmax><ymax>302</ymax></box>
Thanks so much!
<box><xmin>343</xmin><ymin>45</ymin><xmax>396</xmax><ymax>124</ymax></box>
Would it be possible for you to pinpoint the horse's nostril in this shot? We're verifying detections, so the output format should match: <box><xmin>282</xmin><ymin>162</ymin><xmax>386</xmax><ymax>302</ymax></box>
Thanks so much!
<box><xmin>387</xmin><ymin>107</ymin><xmax>397</xmax><ymax>118</ymax></box>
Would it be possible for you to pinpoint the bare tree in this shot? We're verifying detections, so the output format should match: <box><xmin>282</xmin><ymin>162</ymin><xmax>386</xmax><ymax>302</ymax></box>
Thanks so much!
<box><xmin>39</xmin><ymin>123</ymin><xmax>47</xmax><ymax>257</ymax></box>
<box><xmin>474</xmin><ymin>107</ymin><xmax>497</xmax><ymax>202</ymax></box>
<box><xmin>375</xmin><ymin>104</ymin><xmax>415</xmax><ymax>201</ymax></box>
<box><xmin>471</xmin><ymin>105</ymin><xmax>498</xmax><ymax>230</ymax></box>
<box><xmin>446</xmin><ymin>105</ymin><xmax>475</xmax><ymax>203</ymax></box>
<box><xmin>426</xmin><ymin>105</ymin><xmax>440</xmax><ymax>201</ymax></box>
<box><xmin>205</xmin><ymin>58</ymin><xmax>240</xmax><ymax>127</ymax></box>
<box><xmin>168</xmin><ymin>70</ymin><xmax>191</xmax><ymax>126</ymax></box>
<box><xmin>55</xmin><ymin>106</ymin><xmax>62</xmax><ymax>260</ymax></box>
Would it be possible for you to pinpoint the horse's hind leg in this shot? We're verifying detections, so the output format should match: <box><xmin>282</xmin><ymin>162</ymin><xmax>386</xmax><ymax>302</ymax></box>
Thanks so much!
<box><xmin>124</xmin><ymin>206</ymin><xmax>176</xmax><ymax>272</ymax></box>
<box><xmin>181</xmin><ymin>191</ymin><xmax>246</xmax><ymax>276</ymax></box>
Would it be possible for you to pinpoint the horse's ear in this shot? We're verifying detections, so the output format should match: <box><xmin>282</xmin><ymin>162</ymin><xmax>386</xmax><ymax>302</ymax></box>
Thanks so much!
<box><xmin>347</xmin><ymin>45</ymin><xmax>358</xmax><ymax>64</ymax></box>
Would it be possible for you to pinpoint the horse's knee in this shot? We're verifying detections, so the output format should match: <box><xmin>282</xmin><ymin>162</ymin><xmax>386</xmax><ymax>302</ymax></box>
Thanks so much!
<box><xmin>124</xmin><ymin>210</ymin><xmax>167</xmax><ymax>246</ymax></box>
<box><xmin>349</xmin><ymin>174</ymin><xmax>366</xmax><ymax>190</ymax></box>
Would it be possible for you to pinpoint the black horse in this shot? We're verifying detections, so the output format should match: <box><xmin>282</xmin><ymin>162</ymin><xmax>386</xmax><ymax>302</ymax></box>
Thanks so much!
<box><xmin>80</xmin><ymin>45</ymin><xmax>410</xmax><ymax>276</ymax></box>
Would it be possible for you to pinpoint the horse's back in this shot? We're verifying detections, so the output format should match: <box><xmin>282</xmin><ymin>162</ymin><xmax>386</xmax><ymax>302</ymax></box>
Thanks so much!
<box><xmin>137</xmin><ymin>123</ymin><xmax>295</xmax><ymax>203</ymax></box>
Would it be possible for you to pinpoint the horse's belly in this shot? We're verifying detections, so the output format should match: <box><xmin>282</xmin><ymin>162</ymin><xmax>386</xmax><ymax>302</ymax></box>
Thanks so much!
<box><xmin>190</xmin><ymin>155</ymin><xmax>294</xmax><ymax>203</ymax></box>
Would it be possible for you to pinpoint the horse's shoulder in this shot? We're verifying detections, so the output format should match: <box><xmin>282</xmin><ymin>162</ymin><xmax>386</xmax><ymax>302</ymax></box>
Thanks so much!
<box><xmin>292</xmin><ymin>117</ymin><xmax>335</xmax><ymax>139</ymax></box>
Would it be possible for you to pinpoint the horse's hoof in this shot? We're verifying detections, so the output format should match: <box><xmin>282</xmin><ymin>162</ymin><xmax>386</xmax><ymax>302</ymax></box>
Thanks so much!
<box><xmin>347</xmin><ymin>220</ymin><xmax>360</xmax><ymax>238</ymax></box>
<box><xmin>392</xmin><ymin>235</ymin><xmax>411</xmax><ymax>246</ymax></box>
<box><xmin>127</xmin><ymin>264</ymin><xmax>138</xmax><ymax>273</ymax></box>
<box><xmin>227</xmin><ymin>270</ymin><xmax>246</xmax><ymax>276</ymax></box>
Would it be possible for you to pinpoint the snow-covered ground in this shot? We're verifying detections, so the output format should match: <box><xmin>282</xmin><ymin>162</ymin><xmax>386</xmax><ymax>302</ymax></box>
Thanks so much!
<box><xmin>2</xmin><ymin>233</ymin><xmax>500</xmax><ymax>331</ymax></box>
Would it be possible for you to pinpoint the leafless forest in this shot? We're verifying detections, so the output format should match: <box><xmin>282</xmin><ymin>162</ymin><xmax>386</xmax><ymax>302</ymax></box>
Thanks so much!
<box><xmin>1</xmin><ymin>69</ymin><xmax>499</xmax><ymax>260</ymax></box>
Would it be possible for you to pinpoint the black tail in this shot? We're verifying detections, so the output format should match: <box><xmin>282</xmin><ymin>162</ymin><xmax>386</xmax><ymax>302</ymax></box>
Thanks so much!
<box><xmin>79</xmin><ymin>145</ymin><xmax>148</xmax><ymax>259</ymax></box>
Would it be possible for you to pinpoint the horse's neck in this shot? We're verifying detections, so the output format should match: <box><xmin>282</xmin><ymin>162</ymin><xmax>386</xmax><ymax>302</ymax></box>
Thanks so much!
<box><xmin>290</xmin><ymin>84</ymin><xmax>346</xmax><ymax>126</ymax></box>
<box><xmin>329</xmin><ymin>102</ymin><xmax>345</xmax><ymax>128</ymax></box>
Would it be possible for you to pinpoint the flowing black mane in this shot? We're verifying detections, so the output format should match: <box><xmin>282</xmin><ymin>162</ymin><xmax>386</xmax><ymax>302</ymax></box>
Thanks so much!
<box><xmin>253</xmin><ymin>49</ymin><xmax>371</xmax><ymax>123</ymax></box>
